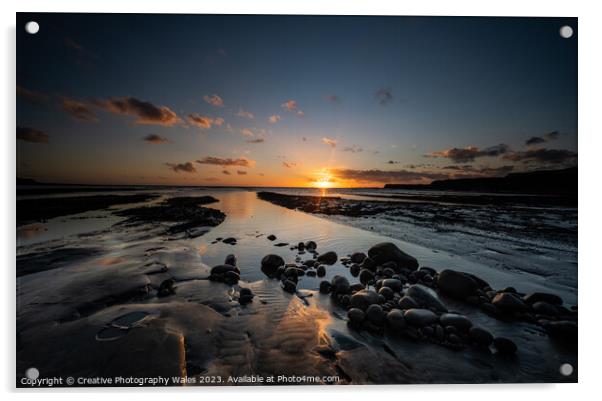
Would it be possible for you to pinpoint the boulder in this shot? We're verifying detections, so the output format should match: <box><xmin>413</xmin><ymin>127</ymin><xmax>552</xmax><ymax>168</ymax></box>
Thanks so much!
<box><xmin>378</xmin><ymin>286</ymin><xmax>394</xmax><ymax>300</ymax></box>
<box><xmin>532</xmin><ymin>301</ymin><xmax>558</xmax><ymax>316</ymax></box>
<box><xmin>349</xmin><ymin>264</ymin><xmax>361</xmax><ymax>277</ymax></box>
<box><xmin>261</xmin><ymin>254</ymin><xmax>285</xmax><ymax>276</ymax></box>
<box><xmin>350</xmin><ymin>252</ymin><xmax>367</xmax><ymax>264</ymax></box>
<box><xmin>403</xmin><ymin>308</ymin><xmax>439</xmax><ymax>326</ymax></box>
<box><xmin>542</xmin><ymin>320</ymin><xmax>577</xmax><ymax>344</ymax></box>
<box><xmin>493</xmin><ymin>337</ymin><xmax>517</xmax><ymax>355</ymax></box>
<box><xmin>319</xmin><ymin>281</ymin><xmax>332</xmax><ymax>294</ymax></box>
<box><xmin>349</xmin><ymin>290</ymin><xmax>379</xmax><ymax>311</ymax></box>
<box><xmin>386</xmin><ymin>310</ymin><xmax>407</xmax><ymax>331</ymax></box>
<box><xmin>210</xmin><ymin>264</ymin><xmax>239</xmax><ymax>277</ymax></box>
<box><xmin>348</xmin><ymin>308</ymin><xmax>366</xmax><ymax>325</ymax></box>
<box><xmin>317</xmin><ymin>251</ymin><xmax>338</xmax><ymax>265</ymax></box>
<box><xmin>361</xmin><ymin>257</ymin><xmax>377</xmax><ymax>271</ymax></box>
<box><xmin>368</xmin><ymin>242</ymin><xmax>419</xmax><ymax>270</ymax></box>
<box><xmin>305</xmin><ymin>240</ymin><xmax>317</xmax><ymax>251</ymax></box>
<box><xmin>316</xmin><ymin>265</ymin><xmax>326</xmax><ymax>277</ymax></box>
<box><xmin>406</xmin><ymin>284</ymin><xmax>448</xmax><ymax>312</ymax></box>
<box><xmin>331</xmin><ymin>275</ymin><xmax>351</xmax><ymax>295</ymax></box>
<box><xmin>359</xmin><ymin>269</ymin><xmax>375</xmax><ymax>286</ymax></box>
<box><xmin>492</xmin><ymin>292</ymin><xmax>528</xmax><ymax>313</ymax></box>
<box><xmin>398</xmin><ymin>295</ymin><xmax>419</xmax><ymax>310</ymax></box>
<box><xmin>380</xmin><ymin>278</ymin><xmax>403</xmax><ymax>292</ymax></box>
<box><xmin>282</xmin><ymin>279</ymin><xmax>296</xmax><ymax>293</ymax></box>
<box><xmin>439</xmin><ymin>313</ymin><xmax>472</xmax><ymax>332</ymax></box>
<box><xmin>469</xmin><ymin>326</ymin><xmax>493</xmax><ymax>347</ymax></box>
<box><xmin>437</xmin><ymin>269</ymin><xmax>479</xmax><ymax>299</ymax></box>
<box><xmin>224</xmin><ymin>254</ymin><xmax>237</xmax><ymax>266</ymax></box>
<box><xmin>523</xmin><ymin>292</ymin><xmax>563</xmax><ymax>306</ymax></box>
<box><xmin>366</xmin><ymin>304</ymin><xmax>386</xmax><ymax>325</ymax></box>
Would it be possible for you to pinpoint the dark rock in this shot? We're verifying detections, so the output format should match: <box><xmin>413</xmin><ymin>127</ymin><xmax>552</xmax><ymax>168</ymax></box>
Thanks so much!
<box><xmin>381</xmin><ymin>278</ymin><xmax>403</xmax><ymax>292</ymax></box>
<box><xmin>274</xmin><ymin>242</ymin><xmax>289</xmax><ymax>247</ymax></box>
<box><xmin>261</xmin><ymin>254</ymin><xmax>285</xmax><ymax>276</ymax></box>
<box><xmin>368</xmin><ymin>242</ymin><xmax>419</xmax><ymax>270</ymax></box>
<box><xmin>403</xmin><ymin>308</ymin><xmax>439</xmax><ymax>326</ymax></box>
<box><xmin>386</xmin><ymin>309</ymin><xmax>407</xmax><ymax>331</ymax></box>
<box><xmin>419</xmin><ymin>266</ymin><xmax>437</xmax><ymax>276</ymax></box>
<box><xmin>224</xmin><ymin>254</ymin><xmax>237</xmax><ymax>266</ymax></box>
<box><xmin>361</xmin><ymin>257</ymin><xmax>377</xmax><ymax>271</ymax></box>
<box><xmin>481</xmin><ymin>302</ymin><xmax>499</xmax><ymax>315</ymax></box>
<box><xmin>239</xmin><ymin>288</ymin><xmax>254</xmax><ymax>304</ymax></box>
<box><xmin>350</xmin><ymin>252</ymin><xmax>367</xmax><ymax>264</ymax></box>
<box><xmin>316</xmin><ymin>265</ymin><xmax>326</xmax><ymax>277</ymax></box>
<box><xmin>523</xmin><ymin>292</ymin><xmax>563</xmax><ymax>306</ymax></box>
<box><xmin>297</xmin><ymin>242</ymin><xmax>305</xmax><ymax>251</ymax></box>
<box><xmin>359</xmin><ymin>269</ymin><xmax>375</xmax><ymax>285</ymax></box>
<box><xmin>331</xmin><ymin>275</ymin><xmax>351</xmax><ymax>295</ymax></box>
<box><xmin>282</xmin><ymin>279</ymin><xmax>297</xmax><ymax>293</ymax></box>
<box><xmin>306</xmin><ymin>270</ymin><xmax>316</xmax><ymax>277</ymax></box>
<box><xmin>157</xmin><ymin>278</ymin><xmax>176</xmax><ymax>297</ymax></box>
<box><xmin>439</xmin><ymin>313</ymin><xmax>472</xmax><ymax>332</ymax></box>
<box><xmin>542</xmin><ymin>320</ymin><xmax>577</xmax><ymax>344</ymax></box>
<box><xmin>305</xmin><ymin>240</ymin><xmax>317</xmax><ymax>251</ymax></box>
<box><xmin>348</xmin><ymin>308</ymin><xmax>366</xmax><ymax>325</ymax></box>
<box><xmin>469</xmin><ymin>326</ymin><xmax>493</xmax><ymax>347</ymax></box>
<box><xmin>317</xmin><ymin>251</ymin><xmax>338</xmax><ymax>265</ymax></box>
<box><xmin>350</xmin><ymin>283</ymin><xmax>365</xmax><ymax>292</ymax></box>
<box><xmin>398</xmin><ymin>295</ymin><xmax>419</xmax><ymax>310</ymax></box>
<box><xmin>223</xmin><ymin>270</ymin><xmax>240</xmax><ymax>285</ymax></box>
<box><xmin>492</xmin><ymin>292</ymin><xmax>528</xmax><ymax>313</ymax></box>
<box><xmin>319</xmin><ymin>281</ymin><xmax>332</xmax><ymax>294</ymax></box>
<box><xmin>222</xmin><ymin>237</ymin><xmax>237</xmax><ymax>244</ymax></box>
<box><xmin>406</xmin><ymin>284</ymin><xmax>448</xmax><ymax>312</ymax></box>
<box><xmin>210</xmin><ymin>264</ymin><xmax>240</xmax><ymax>277</ymax></box>
<box><xmin>501</xmin><ymin>286</ymin><xmax>517</xmax><ymax>294</ymax></box>
<box><xmin>350</xmin><ymin>290</ymin><xmax>379</xmax><ymax>311</ymax></box>
<box><xmin>283</xmin><ymin>267</ymin><xmax>299</xmax><ymax>280</ymax></box>
<box><xmin>303</xmin><ymin>259</ymin><xmax>316</xmax><ymax>267</ymax></box>
<box><xmin>437</xmin><ymin>269</ymin><xmax>479</xmax><ymax>299</ymax></box>
<box><xmin>267</xmin><ymin>234</ymin><xmax>277</xmax><ymax>241</ymax></box>
<box><xmin>350</xmin><ymin>263</ymin><xmax>361</xmax><ymax>277</ymax></box>
<box><xmin>493</xmin><ymin>337</ymin><xmax>517</xmax><ymax>355</ymax></box>
<box><xmin>532</xmin><ymin>301</ymin><xmax>558</xmax><ymax>316</ymax></box>
<box><xmin>366</xmin><ymin>304</ymin><xmax>385</xmax><ymax>325</ymax></box>
<box><xmin>378</xmin><ymin>286</ymin><xmax>394</xmax><ymax>300</ymax></box>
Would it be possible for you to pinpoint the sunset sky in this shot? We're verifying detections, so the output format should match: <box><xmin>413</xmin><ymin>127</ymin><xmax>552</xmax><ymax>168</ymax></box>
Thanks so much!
<box><xmin>17</xmin><ymin>14</ymin><xmax>577</xmax><ymax>187</ymax></box>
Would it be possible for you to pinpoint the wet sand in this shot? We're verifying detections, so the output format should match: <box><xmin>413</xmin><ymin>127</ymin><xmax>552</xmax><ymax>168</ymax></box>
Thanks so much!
<box><xmin>16</xmin><ymin>189</ymin><xmax>577</xmax><ymax>386</ymax></box>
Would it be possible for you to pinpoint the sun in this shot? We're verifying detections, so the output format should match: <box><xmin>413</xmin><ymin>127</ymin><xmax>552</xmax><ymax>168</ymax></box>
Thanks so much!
<box><xmin>313</xmin><ymin>171</ymin><xmax>334</xmax><ymax>188</ymax></box>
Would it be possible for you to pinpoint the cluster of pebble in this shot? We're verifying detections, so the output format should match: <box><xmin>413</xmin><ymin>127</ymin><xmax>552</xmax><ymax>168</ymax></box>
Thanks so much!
<box><xmin>209</xmin><ymin>254</ymin><xmax>255</xmax><ymax>304</ymax></box>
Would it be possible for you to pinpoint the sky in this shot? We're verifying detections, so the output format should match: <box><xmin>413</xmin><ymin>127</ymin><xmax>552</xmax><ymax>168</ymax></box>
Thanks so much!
<box><xmin>16</xmin><ymin>13</ymin><xmax>578</xmax><ymax>187</ymax></box>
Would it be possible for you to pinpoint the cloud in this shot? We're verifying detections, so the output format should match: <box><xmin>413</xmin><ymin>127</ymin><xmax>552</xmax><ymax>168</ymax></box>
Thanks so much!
<box><xmin>302</xmin><ymin>137</ymin><xmax>307</xmax><ymax>142</ymax></box>
<box><xmin>187</xmin><ymin>114</ymin><xmax>214</xmax><ymax>129</ymax></box>
<box><xmin>241</xmin><ymin>128</ymin><xmax>255</xmax><ymax>137</ymax></box>
<box><xmin>17</xmin><ymin>126</ymin><xmax>49</xmax><ymax>143</ymax></box>
<box><xmin>342</xmin><ymin>145</ymin><xmax>363</xmax><ymax>153</ymax></box>
<box><xmin>387</xmin><ymin>160</ymin><xmax>400</xmax><ymax>164</ymax></box>
<box><xmin>196</xmin><ymin>156</ymin><xmax>255</xmax><ymax>167</ymax></box>
<box><xmin>502</xmin><ymin>148</ymin><xmax>577</xmax><ymax>164</ymax></box>
<box><xmin>325</xmin><ymin>94</ymin><xmax>340</xmax><ymax>102</ymax></box>
<box><xmin>143</xmin><ymin>134</ymin><xmax>171</xmax><ymax>144</ymax></box>
<box><xmin>268</xmin><ymin>114</ymin><xmax>281</xmax><ymax>124</ymax></box>
<box><xmin>213</xmin><ymin>117</ymin><xmax>225</xmax><ymax>127</ymax></box>
<box><xmin>236</xmin><ymin>108</ymin><xmax>254</xmax><ymax>119</ymax></box>
<box><xmin>281</xmin><ymin>100</ymin><xmax>304</xmax><ymax>117</ymax></box>
<box><xmin>426</xmin><ymin>144</ymin><xmax>510</xmax><ymax>163</ymax></box>
<box><xmin>222</xmin><ymin>170</ymin><xmax>231</xmax><ymax>175</ymax></box>
<box><xmin>165</xmin><ymin>162</ymin><xmax>196</xmax><ymax>173</ymax></box>
<box><xmin>247</xmin><ymin>138</ymin><xmax>265</xmax><ymax>143</ymax></box>
<box><xmin>332</xmin><ymin>168</ymin><xmax>449</xmax><ymax>184</ymax></box>
<box><xmin>282</xmin><ymin>162</ymin><xmax>298</xmax><ymax>168</ymax></box>
<box><xmin>525</xmin><ymin>131</ymin><xmax>560</xmax><ymax>146</ymax></box>
<box><xmin>95</xmin><ymin>97</ymin><xmax>179</xmax><ymax>126</ymax></box>
<box><xmin>375</xmin><ymin>88</ymin><xmax>393</xmax><ymax>105</ymax></box>
<box><xmin>203</xmin><ymin>94</ymin><xmax>224</xmax><ymax>107</ymax></box>
<box><xmin>237</xmin><ymin>170</ymin><xmax>247</xmax><ymax>175</ymax></box>
<box><xmin>322</xmin><ymin>137</ymin><xmax>337</xmax><ymax>148</ymax></box>
<box><xmin>441</xmin><ymin>164</ymin><xmax>515</xmax><ymax>176</ymax></box>
<box><xmin>59</xmin><ymin>97</ymin><xmax>99</xmax><ymax>122</ymax></box>
<box><xmin>17</xmin><ymin>86</ymin><xmax>49</xmax><ymax>104</ymax></box>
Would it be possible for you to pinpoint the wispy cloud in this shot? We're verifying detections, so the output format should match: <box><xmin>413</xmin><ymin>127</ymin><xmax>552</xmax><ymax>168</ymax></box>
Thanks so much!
<box><xmin>325</xmin><ymin>94</ymin><xmax>340</xmax><ymax>102</ymax></box>
<box><xmin>342</xmin><ymin>144</ymin><xmax>363</xmax><ymax>153</ymax></box>
<box><xmin>165</xmin><ymin>162</ymin><xmax>196</xmax><ymax>173</ymax></box>
<box><xmin>196</xmin><ymin>156</ymin><xmax>255</xmax><ymax>167</ymax></box>
<box><xmin>375</xmin><ymin>88</ymin><xmax>393</xmax><ymax>105</ymax></box>
<box><xmin>236</xmin><ymin>108</ymin><xmax>254</xmax><ymax>119</ymax></box>
<box><xmin>241</xmin><ymin>128</ymin><xmax>255</xmax><ymax>137</ymax></box>
<box><xmin>246</xmin><ymin>138</ymin><xmax>265</xmax><ymax>144</ymax></box>
<box><xmin>282</xmin><ymin>162</ymin><xmax>298</xmax><ymax>168</ymax></box>
<box><xmin>17</xmin><ymin>127</ymin><xmax>49</xmax><ymax>143</ymax></box>
<box><xmin>203</xmin><ymin>94</ymin><xmax>224</xmax><ymax>107</ymax></box>
<box><xmin>237</xmin><ymin>170</ymin><xmax>247</xmax><ymax>175</ymax></box>
<box><xmin>502</xmin><ymin>148</ymin><xmax>577</xmax><ymax>164</ymax></box>
<box><xmin>60</xmin><ymin>97</ymin><xmax>99</xmax><ymax>122</ymax></box>
<box><xmin>525</xmin><ymin>131</ymin><xmax>560</xmax><ymax>146</ymax></box>
<box><xmin>281</xmin><ymin>100</ymin><xmax>304</xmax><ymax>117</ymax></box>
<box><xmin>143</xmin><ymin>134</ymin><xmax>171</xmax><ymax>144</ymax></box>
<box><xmin>332</xmin><ymin>168</ymin><xmax>449</xmax><ymax>184</ymax></box>
<box><xmin>425</xmin><ymin>144</ymin><xmax>510</xmax><ymax>163</ymax></box>
<box><xmin>17</xmin><ymin>86</ymin><xmax>49</xmax><ymax>104</ymax></box>
<box><xmin>322</xmin><ymin>137</ymin><xmax>337</xmax><ymax>148</ymax></box>
<box><xmin>94</xmin><ymin>97</ymin><xmax>179</xmax><ymax>126</ymax></box>
<box><xmin>268</xmin><ymin>114</ymin><xmax>281</xmax><ymax>124</ymax></box>
<box><xmin>187</xmin><ymin>114</ymin><xmax>214</xmax><ymax>129</ymax></box>
<box><xmin>222</xmin><ymin>170</ymin><xmax>231</xmax><ymax>175</ymax></box>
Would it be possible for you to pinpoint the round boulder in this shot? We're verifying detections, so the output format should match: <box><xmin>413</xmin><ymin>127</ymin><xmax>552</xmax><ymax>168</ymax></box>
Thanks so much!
<box><xmin>436</xmin><ymin>269</ymin><xmax>479</xmax><ymax>299</ymax></box>
<box><xmin>317</xmin><ymin>251</ymin><xmax>338</xmax><ymax>265</ymax></box>
<box><xmin>492</xmin><ymin>292</ymin><xmax>528</xmax><ymax>313</ymax></box>
<box><xmin>493</xmin><ymin>337</ymin><xmax>517</xmax><ymax>355</ymax></box>
<box><xmin>469</xmin><ymin>326</ymin><xmax>493</xmax><ymax>347</ymax></box>
<box><xmin>403</xmin><ymin>308</ymin><xmax>439</xmax><ymax>327</ymax></box>
<box><xmin>350</xmin><ymin>290</ymin><xmax>379</xmax><ymax>311</ymax></box>
<box><xmin>261</xmin><ymin>254</ymin><xmax>285</xmax><ymax>276</ymax></box>
<box><xmin>406</xmin><ymin>284</ymin><xmax>448</xmax><ymax>312</ymax></box>
<box><xmin>386</xmin><ymin>310</ymin><xmax>407</xmax><ymax>331</ymax></box>
<box><xmin>368</xmin><ymin>242</ymin><xmax>419</xmax><ymax>270</ymax></box>
<box><xmin>439</xmin><ymin>313</ymin><xmax>473</xmax><ymax>332</ymax></box>
<box><xmin>331</xmin><ymin>275</ymin><xmax>351</xmax><ymax>295</ymax></box>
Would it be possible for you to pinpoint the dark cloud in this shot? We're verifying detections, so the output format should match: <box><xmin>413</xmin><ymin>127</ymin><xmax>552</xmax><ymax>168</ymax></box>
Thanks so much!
<box><xmin>165</xmin><ymin>162</ymin><xmax>196</xmax><ymax>173</ymax></box>
<box><xmin>387</xmin><ymin>160</ymin><xmax>400</xmax><ymax>164</ymax></box>
<box><xmin>502</xmin><ymin>148</ymin><xmax>577</xmax><ymax>164</ymax></box>
<box><xmin>143</xmin><ymin>134</ymin><xmax>171</xmax><ymax>144</ymax></box>
<box><xmin>222</xmin><ymin>170</ymin><xmax>231</xmax><ymax>175</ymax></box>
<box><xmin>441</xmin><ymin>164</ymin><xmax>515</xmax><ymax>176</ymax></box>
<box><xmin>94</xmin><ymin>97</ymin><xmax>179</xmax><ymax>126</ymax></box>
<box><xmin>60</xmin><ymin>97</ymin><xmax>99</xmax><ymax>122</ymax></box>
<box><xmin>331</xmin><ymin>168</ymin><xmax>449</xmax><ymax>184</ymax></box>
<box><xmin>246</xmin><ymin>138</ymin><xmax>265</xmax><ymax>143</ymax></box>
<box><xmin>196</xmin><ymin>156</ymin><xmax>255</xmax><ymax>167</ymax></box>
<box><xmin>426</xmin><ymin>144</ymin><xmax>510</xmax><ymax>163</ymax></box>
<box><xmin>525</xmin><ymin>131</ymin><xmax>560</xmax><ymax>146</ymax></box>
<box><xmin>342</xmin><ymin>145</ymin><xmax>363</xmax><ymax>153</ymax></box>
<box><xmin>282</xmin><ymin>162</ymin><xmax>297</xmax><ymax>168</ymax></box>
<box><xmin>325</xmin><ymin>94</ymin><xmax>340</xmax><ymax>102</ymax></box>
<box><xmin>17</xmin><ymin>86</ymin><xmax>49</xmax><ymax>104</ymax></box>
<box><xmin>237</xmin><ymin>170</ymin><xmax>248</xmax><ymax>175</ymax></box>
<box><xmin>375</xmin><ymin>88</ymin><xmax>393</xmax><ymax>105</ymax></box>
<box><xmin>17</xmin><ymin>127</ymin><xmax>49</xmax><ymax>143</ymax></box>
